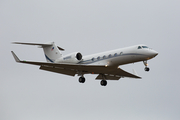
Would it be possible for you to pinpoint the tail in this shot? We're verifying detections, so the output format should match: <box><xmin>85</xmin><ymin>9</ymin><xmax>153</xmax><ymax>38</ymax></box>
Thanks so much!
<box><xmin>12</xmin><ymin>42</ymin><xmax>64</xmax><ymax>63</ymax></box>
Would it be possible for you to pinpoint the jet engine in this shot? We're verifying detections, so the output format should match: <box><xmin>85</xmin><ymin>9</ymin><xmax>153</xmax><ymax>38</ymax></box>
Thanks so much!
<box><xmin>55</xmin><ymin>52</ymin><xmax>82</xmax><ymax>64</ymax></box>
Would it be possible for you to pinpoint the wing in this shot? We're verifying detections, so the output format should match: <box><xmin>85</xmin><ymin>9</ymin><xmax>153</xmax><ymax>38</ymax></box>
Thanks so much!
<box><xmin>11</xmin><ymin>51</ymin><xmax>141</xmax><ymax>79</ymax></box>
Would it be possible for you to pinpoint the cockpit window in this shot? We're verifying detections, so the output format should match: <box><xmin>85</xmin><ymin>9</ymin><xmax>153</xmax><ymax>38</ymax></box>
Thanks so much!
<box><xmin>142</xmin><ymin>46</ymin><xmax>148</xmax><ymax>48</ymax></box>
<box><xmin>138</xmin><ymin>46</ymin><xmax>142</xmax><ymax>49</ymax></box>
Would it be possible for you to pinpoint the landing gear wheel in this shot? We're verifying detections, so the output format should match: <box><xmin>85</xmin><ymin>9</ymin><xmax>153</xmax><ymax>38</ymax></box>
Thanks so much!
<box><xmin>79</xmin><ymin>77</ymin><xmax>85</xmax><ymax>83</ymax></box>
<box><xmin>144</xmin><ymin>67</ymin><xmax>150</xmax><ymax>72</ymax></box>
<box><xmin>100</xmin><ymin>80</ymin><xmax>107</xmax><ymax>86</ymax></box>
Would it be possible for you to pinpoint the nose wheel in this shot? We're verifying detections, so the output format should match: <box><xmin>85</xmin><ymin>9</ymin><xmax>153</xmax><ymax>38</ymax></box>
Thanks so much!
<box><xmin>143</xmin><ymin>61</ymin><xmax>150</xmax><ymax>72</ymax></box>
<box><xmin>144</xmin><ymin>67</ymin><xmax>150</xmax><ymax>71</ymax></box>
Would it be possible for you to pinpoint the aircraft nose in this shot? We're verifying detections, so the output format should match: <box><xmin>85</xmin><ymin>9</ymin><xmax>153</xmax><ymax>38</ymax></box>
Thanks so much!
<box><xmin>150</xmin><ymin>50</ymin><xmax>158</xmax><ymax>57</ymax></box>
<box><xmin>154</xmin><ymin>51</ymin><xmax>158</xmax><ymax>57</ymax></box>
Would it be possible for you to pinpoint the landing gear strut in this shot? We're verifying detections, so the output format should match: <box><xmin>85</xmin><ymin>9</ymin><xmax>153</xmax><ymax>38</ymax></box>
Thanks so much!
<box><xmin>79</xmin><ymin>77</ymin><xmax>85</xmax><ymax>83</ymax></box>
<box><xmin>100</xmin><ymin>80</ymin><xmax>107</xmax><ymax>86</ymax></box>
<box><xmin>143</xmin><ymin>61</ymin><xmax>150</xmax><ymax>72</ymax></box>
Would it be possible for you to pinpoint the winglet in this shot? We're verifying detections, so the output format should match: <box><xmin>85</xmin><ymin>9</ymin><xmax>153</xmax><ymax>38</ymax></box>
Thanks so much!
<box><xmin>11</xmin><ymin>51</ymin><xmax>21</xmax><ymax>62</ymax></box>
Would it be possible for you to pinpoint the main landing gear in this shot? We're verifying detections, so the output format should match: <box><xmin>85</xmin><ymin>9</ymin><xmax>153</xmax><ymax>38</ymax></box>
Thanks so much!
<box><xmin>78</xmin><ymin>76</ymin><xmax>108</xmax><ymax>86</ymax></box>
<box><xmin>100</xmin><ymin>74</ymin><xmax>107</xmax><ymax>86</ymax></box>
<box><xmin>100</xmin><ymin>80</ymin><xmax>107</xmax><ymax>86</ymax></box>
<box><xmin>79</xmin><ymin>76</ymin><xmax>85</xmax><ymax>83</ymax></box>
<box><xmin>143</xmin><ymin>61</ymin><xmax>150</xmax><ymax>72</ymax></box>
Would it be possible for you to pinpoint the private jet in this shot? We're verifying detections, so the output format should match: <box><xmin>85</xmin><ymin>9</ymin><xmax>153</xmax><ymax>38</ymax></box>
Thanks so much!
<box><xmin>11</xmin><ymin>42</ymin><xmax>158</xmax><ymax>86</ymax></box>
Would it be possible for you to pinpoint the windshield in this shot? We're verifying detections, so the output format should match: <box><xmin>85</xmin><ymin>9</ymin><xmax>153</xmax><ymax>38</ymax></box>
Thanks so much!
<box><xmin>138</xmin><ymin>46</ymin><xmax>142</xmax><ymax>49</ymax></box>
<box><xmin>142</xmin><ymin>46</ymin><xmax>148</xmax><ymax>48</ymax></box>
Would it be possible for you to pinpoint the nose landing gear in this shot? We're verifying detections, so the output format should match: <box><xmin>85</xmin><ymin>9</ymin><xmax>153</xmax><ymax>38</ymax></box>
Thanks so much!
<box><xmin>143</xmin><ymin>61</ymin><xmax>150</xmax><ymax>72</ymax></box>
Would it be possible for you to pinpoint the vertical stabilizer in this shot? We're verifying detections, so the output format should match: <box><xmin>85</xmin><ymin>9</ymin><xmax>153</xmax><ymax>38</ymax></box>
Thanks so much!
<box><xmin>42</xmin><ymin>42</ymin><xmax>62</xmax><ymax>63</ymax></box>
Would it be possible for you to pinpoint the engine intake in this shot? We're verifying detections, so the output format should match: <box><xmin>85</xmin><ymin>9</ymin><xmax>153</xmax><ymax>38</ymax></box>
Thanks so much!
<box><xmin>76</xmin><ymin>52</ymin><xmax>82</xmax><ymax>60</ymax></box>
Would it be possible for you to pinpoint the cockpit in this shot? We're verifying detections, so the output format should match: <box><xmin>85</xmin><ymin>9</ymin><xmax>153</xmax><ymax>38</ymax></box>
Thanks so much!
<box><xmin>138</xmin><ymin>46</ymin><xmax>149</xmax><ymax>49</ymax></box>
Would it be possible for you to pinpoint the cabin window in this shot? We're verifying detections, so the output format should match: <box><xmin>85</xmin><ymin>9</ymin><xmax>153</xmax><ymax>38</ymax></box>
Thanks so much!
<box><xmin>97</xmin><ymin>56</ymin><xmax>100</xmax><ymax>60</ymax></box>
<box><xmin>138</xmin><ymin>46</ymin><xmax>142</xmax><ymax>49</ymax></box>
<box><xmin>92</xmin><ymin>58</ymin><xmax>95</xmax><ymax>61</ymax></box>
<box><xmin>114</xmin><ymin>53</ymin><xmax>117</xmax><ymax>56</ymax></box>
<box><xmin>108</xmin><ymin>54</ymin><xmax>112</xmax><ymax>58</ymax></box>
<box><xmin>103</xmin><ymin>55</ymin><xmax>106</xmax><ymax>59</ymax></box>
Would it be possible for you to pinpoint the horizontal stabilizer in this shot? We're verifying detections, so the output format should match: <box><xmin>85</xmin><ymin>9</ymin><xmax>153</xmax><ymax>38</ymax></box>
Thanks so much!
<box><xmin>12</xmin><ymin>42</ymin><xmax>65</xmax><ymax>51</ymax></box>
<box><xmin>57</xmin><ymin>46</ymin><xmax>65</xmax><ymax>51</ymax></box>
<box><xmin>12</xmin><ymin>42</ymin><xmax>53</xmax><ymax>46</ymax></box>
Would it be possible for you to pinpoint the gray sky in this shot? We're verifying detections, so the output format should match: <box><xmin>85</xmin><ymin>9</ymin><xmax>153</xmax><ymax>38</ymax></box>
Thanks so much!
<box><xmin>0</xmin><ymin>0</ymin><xmax>180</xmax><ymax>120</ymax></box>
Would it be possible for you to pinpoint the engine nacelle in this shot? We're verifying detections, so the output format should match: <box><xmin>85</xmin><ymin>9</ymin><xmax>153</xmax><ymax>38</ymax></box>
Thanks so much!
<box><xmin>55</xmin><ymin>52</ymin><xmax>82</xmax><ymax>64</ymax></box>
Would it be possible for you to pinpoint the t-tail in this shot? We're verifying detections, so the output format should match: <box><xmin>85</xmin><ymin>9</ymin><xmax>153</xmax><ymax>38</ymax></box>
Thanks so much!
<box><xmin>12</xmin><ymin>42</ymin><xmax>64</xmax><ymax>63</ymax></box>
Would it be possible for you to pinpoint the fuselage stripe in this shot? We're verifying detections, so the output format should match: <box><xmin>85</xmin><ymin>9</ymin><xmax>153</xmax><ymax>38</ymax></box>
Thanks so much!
<box><xmin>45</xmin><ymin>54</ymin><xmax>54</xmax><ymax>63</ymax></box>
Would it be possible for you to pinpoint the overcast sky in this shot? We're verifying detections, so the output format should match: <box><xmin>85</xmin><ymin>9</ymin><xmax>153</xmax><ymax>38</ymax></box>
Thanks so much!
<box><xmin>0</xmin><ymin>0</ymin><xmax>180</xmax><ymax>120</ymax></box>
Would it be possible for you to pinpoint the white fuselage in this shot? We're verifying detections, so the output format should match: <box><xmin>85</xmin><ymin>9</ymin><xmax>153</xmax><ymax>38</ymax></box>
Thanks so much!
<box><xmin>77</xmin><ymin>44</ymin><xmax>158</xmax><ymax>67</ymax></box>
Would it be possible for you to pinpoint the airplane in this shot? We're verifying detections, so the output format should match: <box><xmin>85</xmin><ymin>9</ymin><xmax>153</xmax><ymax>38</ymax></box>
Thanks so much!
<box><xmin>11</xmin><ymin>42</ymin><xmax>158</xmax><ymax>86</ymax></box>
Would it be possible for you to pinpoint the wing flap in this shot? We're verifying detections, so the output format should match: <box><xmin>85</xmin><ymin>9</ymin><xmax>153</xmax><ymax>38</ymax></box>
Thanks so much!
<box><xmin>96</xmin><ymin>74</ymin><xmax>120</xmax><ymax>80</ymax></box>
<box><xmin>39</xmin><ymin>66</ymin><xmax>76</xmax><ymax>76</ymax></box>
